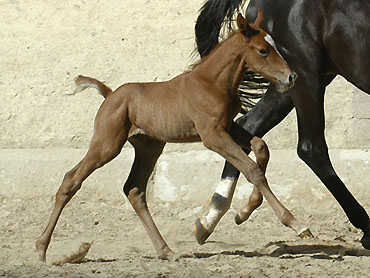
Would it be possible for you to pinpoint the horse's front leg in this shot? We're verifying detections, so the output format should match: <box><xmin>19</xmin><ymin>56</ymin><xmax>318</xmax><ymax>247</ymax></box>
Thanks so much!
<box><xmin>291</xmin><ymin>79</ymin><xmax>370</xmax><ymax>249</ymax></box>
<box><xmin>194</xmin><ymin>175</ymin><xmax>238</xmax><ymax>244</ymax></box>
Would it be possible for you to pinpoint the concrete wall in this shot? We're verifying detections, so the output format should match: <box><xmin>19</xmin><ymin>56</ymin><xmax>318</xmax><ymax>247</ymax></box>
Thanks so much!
<box><xmin>1</xmin><ymin>0</ymin><xmax>369</xmax><ymax>150</ymax></box>
<box><xmin>1</xmin><ymin>148</ymin><xmax>369</xmax><ymax>204</ymax></box>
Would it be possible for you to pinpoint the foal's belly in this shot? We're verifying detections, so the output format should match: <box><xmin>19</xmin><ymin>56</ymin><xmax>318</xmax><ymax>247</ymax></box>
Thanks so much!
<box><xmin>130</xmin><ymin>111</ymin><xmax>201</xmax><ymax>143</ymax></box>
<box><xmin>127</xmin><ymin>83</ymin><xmax>203</xmax><ymax>143</ymax></box>
<box><xmin>129</xmin><ymin>123</ymin><xmax>201</xmax><ymax>143</ymax></box>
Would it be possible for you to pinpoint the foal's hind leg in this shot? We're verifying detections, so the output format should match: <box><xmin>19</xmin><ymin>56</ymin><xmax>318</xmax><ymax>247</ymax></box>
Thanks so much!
<box><xmin>35</xmin><ymin>138</ymin><xmax>126</xmax><ymax>261</ymax></box>
<box><xmin>123</xmin><ymin>136</ymin><xmax>173</xmax><ymax>259</ymax></box>
<box><xmin>36</xmin><ymin>101</ymin><xmax>129</xmax><ymax>262</ymax></box>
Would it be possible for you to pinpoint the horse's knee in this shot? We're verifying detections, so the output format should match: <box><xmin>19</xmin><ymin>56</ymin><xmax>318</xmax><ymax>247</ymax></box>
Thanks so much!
<box><xmin>297</xmin><ymin>139</ymin><xmax>314</xmax><ymax>163</ymax></box>
<box><xmin>297</xmin><ymin>138</ymin><xmax>329</xmax><ymax>164</ymax></box>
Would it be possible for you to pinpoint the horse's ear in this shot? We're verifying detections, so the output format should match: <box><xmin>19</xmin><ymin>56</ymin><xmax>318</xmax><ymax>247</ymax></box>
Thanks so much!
<box><xmin>254</xmin><ymin>8</ymin><xmax>264</xmax><ymax>28</ymax></box>
<box><xmin>237</xmin><ymin>13</ymin><xmax>259</xmax><ymax>37</ymax></box>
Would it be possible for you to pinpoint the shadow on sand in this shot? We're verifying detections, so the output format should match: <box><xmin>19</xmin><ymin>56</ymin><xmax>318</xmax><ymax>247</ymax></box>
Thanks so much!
<box><xmin>191</xmin><ymin>240</ymin><xmax>370</xmax><ymax>260</ymax></box>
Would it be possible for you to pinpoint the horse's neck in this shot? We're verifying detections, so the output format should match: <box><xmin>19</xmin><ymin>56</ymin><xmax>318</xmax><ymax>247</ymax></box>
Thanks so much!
<box><xmin>196</xmin><ymin>34</ymin><xmax>246</xmax><ymax>94</ymax></box>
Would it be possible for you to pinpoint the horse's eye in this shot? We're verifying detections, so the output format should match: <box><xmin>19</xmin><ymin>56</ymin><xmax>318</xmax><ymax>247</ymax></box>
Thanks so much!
<box><xmin>259</xmin><ymin>48</ymin><xmax>269</xmax><ymax>57</ymax></box>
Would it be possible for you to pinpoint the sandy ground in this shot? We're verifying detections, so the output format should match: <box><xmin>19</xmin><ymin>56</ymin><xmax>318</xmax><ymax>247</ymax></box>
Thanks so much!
<box><xmin>1</xmin><ymin>149</ymin><xmax>370</xmax><ymax>278</ymax></box>
<box><xmin>1</xmin><ymin>188</ymin><xmax>370</xmax><ymax>278</ymax></box>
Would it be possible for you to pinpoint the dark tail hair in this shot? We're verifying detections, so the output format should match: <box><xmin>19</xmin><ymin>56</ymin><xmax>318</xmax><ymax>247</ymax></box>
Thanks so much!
<box><xmin>195</xmin><ymin>0</ymin><xmax>269</xmax><ymax>113</ymax></box>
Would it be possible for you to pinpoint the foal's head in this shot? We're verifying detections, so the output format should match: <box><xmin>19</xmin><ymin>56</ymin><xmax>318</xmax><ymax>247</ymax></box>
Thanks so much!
<box><xmin>236</xmin><ymin>10</ymin><xmax>297</xmax><ymax>92</ymax></box>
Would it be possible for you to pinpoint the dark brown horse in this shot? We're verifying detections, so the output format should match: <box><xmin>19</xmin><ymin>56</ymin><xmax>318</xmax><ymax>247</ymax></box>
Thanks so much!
<box><xmin>194</xmin><ymin>0</ymin><xmax>370</xmax><ymax>249</ymax></box>
<box><xmin>36</xmin><ymin>13</ymin><xmax>301</xmax><ymax>261</ymax></box>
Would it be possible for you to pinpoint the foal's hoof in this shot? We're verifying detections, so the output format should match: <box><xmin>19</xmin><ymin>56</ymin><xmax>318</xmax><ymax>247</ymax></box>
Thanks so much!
<box><xmin>158</xmin><ymin>249</ymin><xmax>177</xmax><ymax>261</ymax></box>
<box><xmin>35</xmin><ymin>240</ymin><xmax>47</xmax><ymax>262</ymax></box>
<box><xmin>298</xmin><ymin>229</ymin><xmax>314</xmax><ymax>239</ymax></box>
<box><xmin>194</xmin><ymin>218</ymin><xmax>211</xmax><ymax>245</ymax></box>
<box><xmin>235</xmin><ymin>213</ymin><xmax>248</xmax><ymax>225</ymax></box>
<box><xmin>361</xmin><ymin>235</ymin><xmax>370</xmax><ymax>250</ymax></box>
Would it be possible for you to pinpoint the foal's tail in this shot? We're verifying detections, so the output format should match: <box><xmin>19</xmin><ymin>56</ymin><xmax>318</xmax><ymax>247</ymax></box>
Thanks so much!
<box><xmin>74</xmin><ymin>75</ymin><xmax>113</xmax><ymax>98</ymax></box>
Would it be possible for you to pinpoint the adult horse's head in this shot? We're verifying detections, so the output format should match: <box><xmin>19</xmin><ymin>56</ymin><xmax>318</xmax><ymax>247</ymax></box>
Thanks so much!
<box><xmin>236</xmin><ymin>10</ymin><xmax>297</xmax><ymax>92</ymax></box>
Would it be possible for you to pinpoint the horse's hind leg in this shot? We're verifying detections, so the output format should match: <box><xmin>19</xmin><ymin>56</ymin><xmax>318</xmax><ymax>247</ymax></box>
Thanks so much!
<box><xmin>123</xmin><ymin>136</ymin><xmax>172</xmax><ymax>259</ymax></box>
<box><xmin>36</xmin><ymin>101</ymin><xmax>129</xmax><ymax>262</ymax></box>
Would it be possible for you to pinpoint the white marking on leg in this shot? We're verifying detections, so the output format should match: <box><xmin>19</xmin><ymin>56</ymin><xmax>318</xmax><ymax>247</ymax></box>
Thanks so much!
<box><xmin>204</xmin><ymin>178</ymin><xmax>237</xmax><ymax>231</ymax></box>
<box><xmin>215</xmin><ymin>177</ymin><xmax>237</xmax><ymax>198</ymax></box>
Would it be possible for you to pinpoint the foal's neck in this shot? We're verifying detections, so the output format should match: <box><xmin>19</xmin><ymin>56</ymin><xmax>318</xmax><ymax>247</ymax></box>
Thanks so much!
<box><xmin>195</xmin><ymin>33</ymin><xmax>247</xmax><ymax>95</ymax></box>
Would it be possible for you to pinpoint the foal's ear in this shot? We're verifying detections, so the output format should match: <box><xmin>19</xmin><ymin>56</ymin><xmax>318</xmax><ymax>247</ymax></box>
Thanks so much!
<box><xmin>237</xmin><ymin>13</ymin><xmax>259</xmax><ymax>37</ymax></box>
<box><xmin>237</xmin><ymin>13</ymin><xmax>248</xmax><ymax>32</ymax></box>
<box><xmin>254</xmin><ymin>8</ymin><xmax>264</xmax><ymax>28</ymax></box>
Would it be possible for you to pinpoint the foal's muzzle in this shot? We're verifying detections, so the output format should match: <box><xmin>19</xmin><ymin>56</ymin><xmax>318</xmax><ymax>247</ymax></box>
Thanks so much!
<box><xmin>279</xmin><ymin>71</ymin><xmax>298</xmax><ymax>92</ymax></box>
<box><xmin>288</xmin><ymin>71</ymin><xmax>298</xmax><ymax>87</ymax></box>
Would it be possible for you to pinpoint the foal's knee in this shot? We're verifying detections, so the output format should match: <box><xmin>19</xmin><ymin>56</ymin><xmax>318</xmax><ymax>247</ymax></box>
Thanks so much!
<box><xmin>245</xmin><ymin>164</ymin><xmax>266</xmax><ymax>185</ymax></box>
<box><xmin>250</xmin><ymin>137</ymin><xmax>269</xmax><ymax>161</ymax></box>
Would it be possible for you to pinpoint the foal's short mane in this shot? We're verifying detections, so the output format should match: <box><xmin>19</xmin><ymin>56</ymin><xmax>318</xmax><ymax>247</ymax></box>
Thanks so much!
<box><xmin>190</xmin><ymin>28</ymin><xmax>268</xmax><ymax>113</ymax></box>
<box><xmin>189</xmin><ymin>30</ymin><xmax>239</xmax><ymax>71</ymax></box>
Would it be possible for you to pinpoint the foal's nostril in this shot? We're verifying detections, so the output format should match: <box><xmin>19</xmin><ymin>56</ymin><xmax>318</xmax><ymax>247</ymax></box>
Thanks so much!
<box><xmin>288</xmin><ymin>72</ymin><xmax>298</xmax><ymax>84</ymax></box>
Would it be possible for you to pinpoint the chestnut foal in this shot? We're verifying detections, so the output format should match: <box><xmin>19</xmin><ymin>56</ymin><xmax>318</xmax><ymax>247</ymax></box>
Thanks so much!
<box><xmin>36</xmin><ymin>13</ymin><xmax>303</xmax><ymax>261</ymax></box>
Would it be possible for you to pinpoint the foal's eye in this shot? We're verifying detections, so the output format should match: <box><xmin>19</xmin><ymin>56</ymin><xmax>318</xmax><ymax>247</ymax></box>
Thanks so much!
<box><xmin>258</xmin><ymin>48</ymin><xmax>269</xmax><ymax>57</ymax></box>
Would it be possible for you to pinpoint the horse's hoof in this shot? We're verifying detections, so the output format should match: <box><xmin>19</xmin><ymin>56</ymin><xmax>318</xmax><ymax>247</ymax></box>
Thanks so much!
<box><xmin>298</xmin><ymin>229</ymin><xmax>314</xmax><ymax>239</ymax></box>
<box><xmin>360</xmin><ymin>235</ymin><xmax>370</xmax><ymax>250</ymax></box>
<box><xmin>194</xmin><ymin>218</ymin><xmax>211</xmax><ymax>245</ymax></box>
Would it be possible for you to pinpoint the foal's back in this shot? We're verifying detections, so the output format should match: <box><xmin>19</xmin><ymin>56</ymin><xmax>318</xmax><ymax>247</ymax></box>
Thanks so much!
<box><xmin>111</xmin><ymin>73</ymin><xmax>202</xmax><ymax>143</ymax></box>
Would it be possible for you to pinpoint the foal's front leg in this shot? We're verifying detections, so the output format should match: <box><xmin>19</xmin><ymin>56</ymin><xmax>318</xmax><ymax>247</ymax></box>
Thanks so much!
<box><xmin>194</xmin><ymin>129</ymin><xmax>266</xmax><ymax>244</ymax></box>
<box><xmin>197</xmin><ymin>127</ymin><xmax>309</xmax><ymax>243</ymax></box>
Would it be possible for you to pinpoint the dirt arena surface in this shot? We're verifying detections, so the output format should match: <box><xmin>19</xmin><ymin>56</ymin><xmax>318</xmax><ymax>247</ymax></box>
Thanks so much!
<box><xmin>1</xmin><ymin>150</ymin><xmax>370</xmax><ymax>278</ymax></box>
